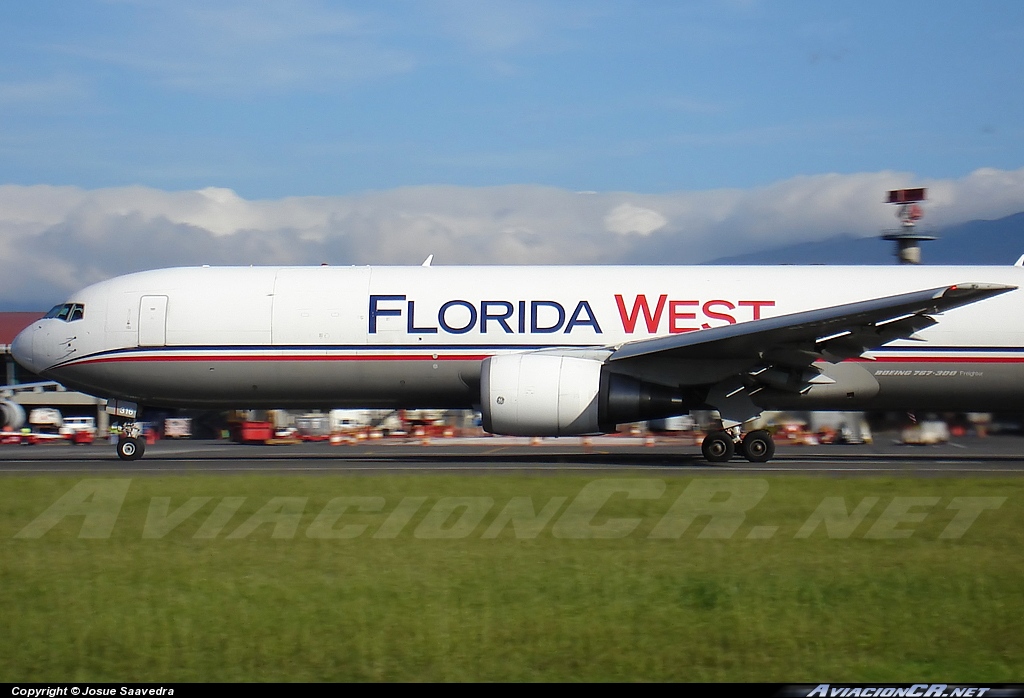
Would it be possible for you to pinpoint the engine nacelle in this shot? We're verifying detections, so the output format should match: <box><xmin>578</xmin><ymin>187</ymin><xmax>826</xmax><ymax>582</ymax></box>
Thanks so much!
<box><xmin>480</xmin><ymin>354</ymin><xmax>687</xmax><ymax>436</ymax></box>
<box><xmin>0</xmin><ymin>399</ymin><xmax>26</xmax><ymax>431</ymax></box>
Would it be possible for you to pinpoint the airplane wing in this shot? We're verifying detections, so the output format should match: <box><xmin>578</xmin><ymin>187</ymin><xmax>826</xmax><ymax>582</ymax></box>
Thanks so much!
<box><xmin>605</xmin><ymin>282</ymin><xmax>1015</xmax><ymax>424</ymax></box>
<box><xmin>609</xmin><ymin>282</ymin><xmax>1016</xmax><ymax>366</ymax></box>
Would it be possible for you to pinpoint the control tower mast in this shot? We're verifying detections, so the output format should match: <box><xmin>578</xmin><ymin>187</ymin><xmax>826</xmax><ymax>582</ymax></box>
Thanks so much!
<box><xmin>882</xmin><ymin>188</ymin><xmax>935</xmax><ymax>264</ymax></box>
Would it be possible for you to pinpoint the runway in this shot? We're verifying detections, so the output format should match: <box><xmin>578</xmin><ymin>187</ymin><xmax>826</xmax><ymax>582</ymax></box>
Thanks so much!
<box><xmin>2</xmin><ymin>434</ymin><xmax>1024</xmax><ymax>475</ymax></box>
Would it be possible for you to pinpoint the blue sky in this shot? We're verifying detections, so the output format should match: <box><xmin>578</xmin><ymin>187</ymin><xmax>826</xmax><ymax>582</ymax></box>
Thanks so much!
<box><xmin>2</xmin><ymin>1</ymin><xmax>1024</xmax><ymax>308</ymax></box>
<box><xmin>2</xmin><ymin>0</ymin><xmax>1022</xmax><ymax>197</ymax></box>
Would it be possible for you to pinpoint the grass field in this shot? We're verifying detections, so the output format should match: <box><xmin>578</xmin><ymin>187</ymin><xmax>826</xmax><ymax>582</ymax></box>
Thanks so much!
<box><xmin>1</xmin><ymin>474</ymin><xmax>1021</xmax><ymax>682</ymax></box>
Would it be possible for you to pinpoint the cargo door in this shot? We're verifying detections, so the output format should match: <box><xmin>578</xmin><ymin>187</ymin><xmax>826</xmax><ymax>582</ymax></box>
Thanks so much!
<box><xmin>138</xmin><ymin>295</ymin><xmax>168</xmax><ymax>347</ymax></box>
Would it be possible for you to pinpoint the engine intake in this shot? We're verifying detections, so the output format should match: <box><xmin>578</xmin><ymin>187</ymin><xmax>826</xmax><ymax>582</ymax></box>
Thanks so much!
<box><xmin>480</xmin><ymin>354</ymin><xmax>687</xmax><ymax>436</ymax></box>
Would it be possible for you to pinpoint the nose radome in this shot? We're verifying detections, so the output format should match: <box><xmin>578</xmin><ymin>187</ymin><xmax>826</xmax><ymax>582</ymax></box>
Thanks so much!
<box><xmin>10</xmin><ymin>326</ymin><xmax>38</xmax><ymax>375</ymax></box>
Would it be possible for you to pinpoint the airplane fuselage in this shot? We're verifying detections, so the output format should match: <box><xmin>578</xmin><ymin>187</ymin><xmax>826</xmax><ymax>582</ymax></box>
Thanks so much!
<box><xmin>12</xmin><ymin>264</ymin><xmax>1024</xmax><ymax>414</ymax></box>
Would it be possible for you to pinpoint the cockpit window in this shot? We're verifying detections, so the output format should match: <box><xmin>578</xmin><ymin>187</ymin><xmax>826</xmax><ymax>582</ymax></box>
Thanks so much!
<box><xmin>44</xmin><ymin>303</ymin><xmax>85</xmax><ymax>322</ymax></box>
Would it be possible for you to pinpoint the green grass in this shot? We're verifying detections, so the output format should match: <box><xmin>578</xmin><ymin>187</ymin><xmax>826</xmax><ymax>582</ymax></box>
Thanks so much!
<box><xmin>1</xmin><ymin>474</ymin><xmax>1022</xmax><ymax>681</ymax></box>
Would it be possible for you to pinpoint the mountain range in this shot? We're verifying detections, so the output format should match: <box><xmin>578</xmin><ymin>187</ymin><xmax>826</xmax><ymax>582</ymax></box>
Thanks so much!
<box><xmin>709</xmin><ymin>211</ymin><xmax>1024</xmax><ymax>266</ymax></box>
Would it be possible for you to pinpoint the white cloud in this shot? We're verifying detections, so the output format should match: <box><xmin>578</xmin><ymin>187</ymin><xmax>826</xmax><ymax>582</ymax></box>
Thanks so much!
<box><xmin>603</xmin><ymin>203</ymin><xmax>668</xmax><ymax>236</ymax></box>
<box><xmin>2</xmin><ymin>167</ymin><xmax>1024</xmax><ymax>308</ymax></box>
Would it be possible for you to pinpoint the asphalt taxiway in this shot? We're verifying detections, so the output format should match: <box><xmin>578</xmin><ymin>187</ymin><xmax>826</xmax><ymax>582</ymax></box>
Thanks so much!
<box><xmin>1</xmin><ymin>434</ymin><xmax>1024</xmax><ymax>475</ymax></box>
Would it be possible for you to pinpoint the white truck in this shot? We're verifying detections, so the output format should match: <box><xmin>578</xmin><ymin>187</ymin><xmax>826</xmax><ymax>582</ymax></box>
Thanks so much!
<box><xmin>29</xmin><ymin>408</ymin><xmax>62</xmax><ymax>433</ymax></box>
<box><xmin>59</xmin><ymin>416</ymin><xmax>97</xmax><ymax>444</ymax></box>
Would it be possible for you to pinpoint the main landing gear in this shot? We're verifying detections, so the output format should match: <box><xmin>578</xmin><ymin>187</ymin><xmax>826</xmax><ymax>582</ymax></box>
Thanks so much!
<box><xmin>701</xmin><ymin>428</ymin><xmax>775</xmax><ymax>464</ymax></box>
<box><xmin>115</xmin><ymin>421</ymin><xmax>146</xmax><ymax>461</ymax></box>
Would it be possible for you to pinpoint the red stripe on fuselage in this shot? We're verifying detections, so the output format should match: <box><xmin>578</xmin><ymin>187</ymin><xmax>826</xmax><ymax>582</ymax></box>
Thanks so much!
<box><xmin>59</xmin><ymin>351</ymin><xmax>1024</xmax><ymax>370</ymax></box>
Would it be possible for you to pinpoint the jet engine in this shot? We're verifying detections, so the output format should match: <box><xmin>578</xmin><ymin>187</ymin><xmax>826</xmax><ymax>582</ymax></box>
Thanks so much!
<box><xmin>0</xmin><ymin>399</ymin><xmax>25</xmax><ymax>431</ymax></box>
<box><xmin>480</xmin><ymin>353</ymin><xmax>688</xmax><ymax>436</ymax></box>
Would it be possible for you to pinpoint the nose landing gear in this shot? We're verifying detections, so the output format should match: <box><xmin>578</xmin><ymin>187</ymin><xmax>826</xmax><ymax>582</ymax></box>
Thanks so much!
<box><xmin>115</xmin><ymin>421</ymin><xmax>146</xmax><ymax>461</ymax></box>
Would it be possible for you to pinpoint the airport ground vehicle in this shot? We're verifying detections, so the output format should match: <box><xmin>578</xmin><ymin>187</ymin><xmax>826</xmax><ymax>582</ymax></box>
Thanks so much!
<box><xmin>164</xmin><ymin>417</ymin><xmax>192</xmax><ymax>438</ymax></box>
<box><xmin>58</xmin><ymin>416</ymin><xmax>97</xmax><ymax>444</ymax></box>
<box><xmin>28</xmin><ymin>408</ymin><xmax>62</xmax><ymax>433</ymax></box>
<box><xmin>901</xmin><ymin>420</ymin><xmax>950</xmax><ymax>445</ymax></box>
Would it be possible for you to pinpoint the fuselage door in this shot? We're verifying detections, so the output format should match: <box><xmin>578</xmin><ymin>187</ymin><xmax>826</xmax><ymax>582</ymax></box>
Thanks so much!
<box><xmin>138</xmin><ymin>295</ymin><xmax>168</xmax><ymax>347</ymax></box>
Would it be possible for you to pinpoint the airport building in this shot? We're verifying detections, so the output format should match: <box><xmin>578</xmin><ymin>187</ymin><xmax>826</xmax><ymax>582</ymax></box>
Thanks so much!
<box><xmin>0</xmin><ymin>313</ymin><xmax>41</xmax><ymax>386</ymax></box>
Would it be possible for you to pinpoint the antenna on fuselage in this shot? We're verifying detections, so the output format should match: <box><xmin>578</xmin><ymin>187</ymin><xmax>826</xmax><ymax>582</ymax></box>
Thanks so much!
<box><xmin>882</xmin><ymin>188</ymin><xmax>935</xmax><ymax>264</ymax></box>
<box><xmin>421</xmin><ymin>255</ymin><xmax>434</xmax><ymax>267</ymax></box>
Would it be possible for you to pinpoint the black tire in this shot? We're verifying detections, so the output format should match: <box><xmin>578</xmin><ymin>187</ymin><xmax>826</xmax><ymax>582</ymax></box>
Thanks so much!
<box><xmin>742</xmin><ymin>430</ymin><xmax>775</xmax><ymax>463</ymax></box>
<box><xmin>116</xmin><ymin>436</ymin><xmax>145</xmax><ymax>461</ymax></box>
<box><xmin>701</xmin><ymin>431</ymin><xmax>735</xmax><ymax>463</ymax></box>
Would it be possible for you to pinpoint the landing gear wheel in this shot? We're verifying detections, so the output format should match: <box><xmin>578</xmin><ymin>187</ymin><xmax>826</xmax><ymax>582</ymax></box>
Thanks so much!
<box><xmin>701</xmin><ymin>430</ymin><xmax>735</xmax><ymax>463</ymax></box>
<box><xmin>117</xmin><ymin>436</ymin><xmax>145</xmax><ymax>461</ymax></box>
<box><xmin>741</xmin><ymin>430</ymin><xmax>775</xmax><ymax>463</ymax></box>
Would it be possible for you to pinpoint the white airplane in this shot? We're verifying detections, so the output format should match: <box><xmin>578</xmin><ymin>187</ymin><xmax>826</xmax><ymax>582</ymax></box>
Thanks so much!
<box><xmin>9</xmin><ymin>263</ymin><xmax>1022</xmax><ymax>462</ymax></box>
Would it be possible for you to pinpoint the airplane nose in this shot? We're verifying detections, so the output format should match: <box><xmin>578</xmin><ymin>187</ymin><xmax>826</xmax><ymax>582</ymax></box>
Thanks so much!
<box><xmin>10</xmin><ymin>326</ymin><xmax>40</xmax><ymax>375</ymax></box>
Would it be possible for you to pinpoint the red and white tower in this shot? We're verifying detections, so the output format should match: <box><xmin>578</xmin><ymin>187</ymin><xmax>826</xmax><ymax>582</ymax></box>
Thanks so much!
<box><xmin>882</xmin><ymin>188</ymin><xmax>935</xmax><ymax>264</ymax></box>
